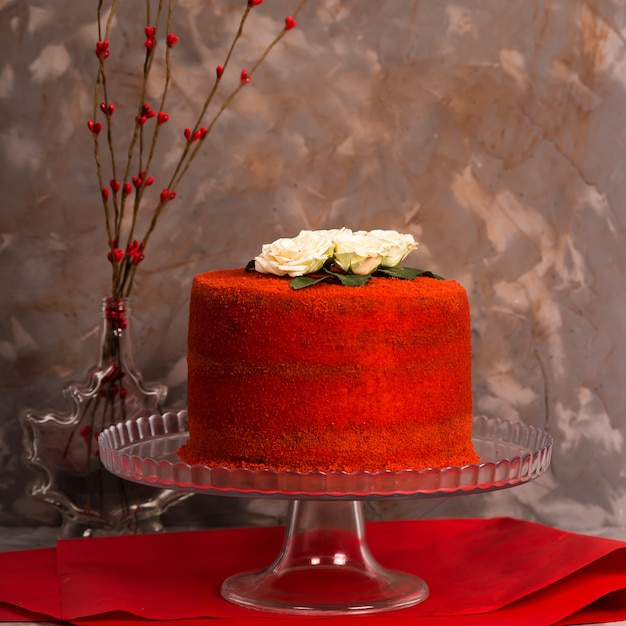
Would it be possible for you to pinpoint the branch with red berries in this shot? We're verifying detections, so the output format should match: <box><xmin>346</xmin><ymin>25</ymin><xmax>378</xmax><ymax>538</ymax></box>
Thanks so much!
<box><xmin>88</xmin><ymin>0</ymin><xmax>308</xmax><ymax>299</ymax></box>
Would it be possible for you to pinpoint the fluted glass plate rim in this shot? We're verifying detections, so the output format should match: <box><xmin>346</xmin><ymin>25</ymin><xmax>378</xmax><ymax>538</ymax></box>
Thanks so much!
<box><xmin>98</xmin><ymin>412</ymin><xmax>552</xmax><ymax>500</ymax></box>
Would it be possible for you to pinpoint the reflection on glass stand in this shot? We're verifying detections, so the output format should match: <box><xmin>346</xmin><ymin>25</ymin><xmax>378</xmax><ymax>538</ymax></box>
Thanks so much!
<box><xmin>98</xmin><ymin>412</ymin><xmax>553</xmax><ymax>615</ymax></box>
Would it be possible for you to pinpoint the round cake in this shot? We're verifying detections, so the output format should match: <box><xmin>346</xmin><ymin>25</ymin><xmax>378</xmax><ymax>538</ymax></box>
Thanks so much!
<box><xmin>178</xmin><ymin>268</ymin><xmax>478</xmax><ymax>472</ymax></box>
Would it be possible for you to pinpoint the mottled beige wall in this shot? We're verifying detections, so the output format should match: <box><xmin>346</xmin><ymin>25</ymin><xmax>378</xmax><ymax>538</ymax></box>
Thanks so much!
<box><xmin>1</xmin><ymin>1</ymin><xmax>626</xmax><ymax>533</ymax></box>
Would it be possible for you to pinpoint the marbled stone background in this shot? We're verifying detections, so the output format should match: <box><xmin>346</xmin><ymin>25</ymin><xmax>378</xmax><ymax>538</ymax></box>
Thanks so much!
<box><xmin>1</xmin><ymin>0</ymin><xmax>626</xmax><ymax>536</ymax></box>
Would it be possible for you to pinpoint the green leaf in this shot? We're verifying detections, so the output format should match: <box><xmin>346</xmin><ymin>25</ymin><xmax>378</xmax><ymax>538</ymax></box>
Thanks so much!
<box><xmin>415</xmin><ymin>269</ymin><xmax>445</xmax><ymax>280</ymax></box>
<box><xmin>334</xmin><ymin>272</ymin><xmax>371</xmax><ymax>287</ymax></box>
<box><xmin>290</xmin><ymin>275</ymin><xmax>329</xmax><ymax>290</ymax></box>
<box><xmin>377</xmin><ymin>266</ymin><xmax>445</xmax><ymax>280</ymax></box>
<box><xmin>245</xmin><ymin>259</ymin><xmax>255</xmax><ymax>271</ymax></box>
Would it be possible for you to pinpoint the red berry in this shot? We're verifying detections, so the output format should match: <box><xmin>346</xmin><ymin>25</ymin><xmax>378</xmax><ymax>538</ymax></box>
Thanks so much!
<box><xmin>95</xmin><ymin>40</ymin><xmax>109</xmax><ymax>60</ymax></box>
<box><xmin>87</xmin><ymin>120</ymin><xmax>102</xmax><ymax>135</ymax></box>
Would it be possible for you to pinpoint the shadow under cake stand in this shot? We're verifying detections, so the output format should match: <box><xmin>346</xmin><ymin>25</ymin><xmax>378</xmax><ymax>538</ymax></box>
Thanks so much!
<box><xmin>98</xmin><ymin>412</ymin><xmax>553</xmax><ymax>616</ymax></box>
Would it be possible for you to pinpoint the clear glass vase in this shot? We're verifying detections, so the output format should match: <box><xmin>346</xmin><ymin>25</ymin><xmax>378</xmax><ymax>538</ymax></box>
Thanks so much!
<box><xmin>21</xmin><ymin>297</ymin><xmax>189</xmax><ymax>538</ymax></box>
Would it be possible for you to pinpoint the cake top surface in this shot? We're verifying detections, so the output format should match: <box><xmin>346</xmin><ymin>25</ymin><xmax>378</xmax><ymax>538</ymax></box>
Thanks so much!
<box><xmin>194</xmin><ymin>267</ymin><xmax>466</xmax><ymax>302</ymax></box>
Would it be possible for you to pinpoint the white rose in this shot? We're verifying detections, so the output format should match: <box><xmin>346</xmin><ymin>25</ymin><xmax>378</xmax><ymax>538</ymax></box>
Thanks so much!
<box><xmin>368</xmin><ymin>230</ymin><xmax>419</xmax><ymax>267</ymax></box>
<box><xmin>333</xmin><ymin>230</ymin><xmax>386</xmax><ymax>275</ymax></box>
<box><xmin>316</xmin><ymin>227</ymin><xmax>353</xmax><ymax>245</ymax></box>
<box><xmin>254</xmin><ymin>230</ymin><xmax>334</xmax><ymax>277</ymax></box>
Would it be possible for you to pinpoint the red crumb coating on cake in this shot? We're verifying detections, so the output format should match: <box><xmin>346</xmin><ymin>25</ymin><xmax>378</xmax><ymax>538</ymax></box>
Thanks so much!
<box><xmin>179</xmin><ymin>269</ymin><xmax>479</xmax><ymax>472</ymax></box>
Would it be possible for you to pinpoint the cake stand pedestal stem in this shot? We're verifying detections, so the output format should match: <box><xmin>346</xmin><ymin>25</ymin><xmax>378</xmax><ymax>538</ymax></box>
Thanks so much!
<box><xmin>221</xmin><ymin>499</ymin><xmax>429</xmax><ymax>615</ymax></box>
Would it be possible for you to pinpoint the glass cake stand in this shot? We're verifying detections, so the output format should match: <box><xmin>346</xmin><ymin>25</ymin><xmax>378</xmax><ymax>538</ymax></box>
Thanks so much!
<box><xmin>98</xmin><ymin>411</ymin><xmax>553</xmax><ymax>616</ymax></box>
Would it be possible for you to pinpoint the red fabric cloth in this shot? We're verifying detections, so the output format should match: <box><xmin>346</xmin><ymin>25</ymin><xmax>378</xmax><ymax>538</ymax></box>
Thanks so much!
<box><xmin>1</xmin><ymin>517</ymin><xmax>625</xmax><ymax>625</ymax></box>
<box><xmin>0</xmin><ymin>543</ymin><xmax>59</xmax><ymax>619</ymax></box>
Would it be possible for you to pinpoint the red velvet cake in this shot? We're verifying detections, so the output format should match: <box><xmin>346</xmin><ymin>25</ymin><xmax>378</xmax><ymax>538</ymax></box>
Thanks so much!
<box><xmin>178</xmin><ymin>268</ymin><xmax>479</xmax><ymax>472</ymax></box>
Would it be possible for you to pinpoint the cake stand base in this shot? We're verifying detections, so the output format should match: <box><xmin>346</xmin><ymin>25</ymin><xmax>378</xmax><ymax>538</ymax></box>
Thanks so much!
<box><xmin>221</xmin><ymin>499</ymin><xmax>429</xmax><ymax>615</ymax></box>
